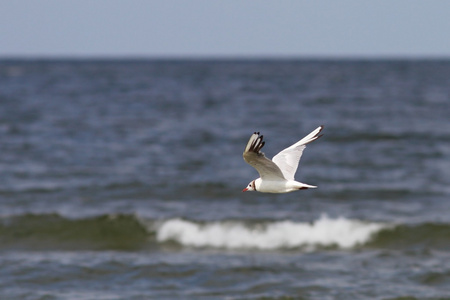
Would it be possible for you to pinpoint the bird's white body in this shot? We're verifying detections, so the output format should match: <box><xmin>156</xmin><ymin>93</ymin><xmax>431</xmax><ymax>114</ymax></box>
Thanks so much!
<box><xmin>253</xmin><ymin>178</ymin><xmax>317</xmax><ymax>193</ymax></box>
<box><xmin>242</xmin><ymin>126</ymin><xmax>324</xmax><ymax>193</ymax></box>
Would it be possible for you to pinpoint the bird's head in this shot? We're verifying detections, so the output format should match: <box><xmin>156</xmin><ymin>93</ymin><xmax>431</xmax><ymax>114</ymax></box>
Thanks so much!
<box><xmin>242</xmin><ymin>180</ymin><xmax>256</xmax><ymax>192</ymax></box>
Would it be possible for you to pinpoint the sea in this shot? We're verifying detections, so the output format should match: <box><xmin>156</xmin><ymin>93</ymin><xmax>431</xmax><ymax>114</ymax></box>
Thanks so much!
<box><xmin>0</xmin><ymin>59</ymin><xmax>449</xmax><ymax>300</ymax></box>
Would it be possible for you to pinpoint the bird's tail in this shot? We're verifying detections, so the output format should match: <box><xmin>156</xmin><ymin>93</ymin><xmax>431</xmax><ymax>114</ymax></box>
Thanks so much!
<box><xmin>296</xmin><ymin>182</ymin><xmax>317</xmax><ymax>190</ymax></box>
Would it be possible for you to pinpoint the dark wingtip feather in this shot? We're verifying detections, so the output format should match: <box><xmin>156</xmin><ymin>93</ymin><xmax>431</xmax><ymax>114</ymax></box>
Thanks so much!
<box><xmin>248</xmin><ymin>132</ymin><xmax>266</xmax><ymax>154</ymax></box>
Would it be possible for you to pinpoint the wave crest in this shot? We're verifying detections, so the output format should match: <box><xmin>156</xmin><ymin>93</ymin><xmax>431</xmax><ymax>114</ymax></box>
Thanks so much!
<box><xmin>156</xmin><ymin>215</ymin><xmax>387</xmax><ymax>250</ymax></box>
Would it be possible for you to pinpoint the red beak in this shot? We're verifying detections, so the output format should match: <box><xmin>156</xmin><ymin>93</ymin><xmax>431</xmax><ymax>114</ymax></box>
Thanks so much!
<box><xmin>242</xmin><ymin>188</ymin><xmax>248</xmax><ymax>192</ymax></box>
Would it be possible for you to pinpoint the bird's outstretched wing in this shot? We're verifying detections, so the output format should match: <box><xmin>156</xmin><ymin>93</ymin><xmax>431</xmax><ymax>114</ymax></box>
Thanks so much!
<box><xmin>243</xmin><ymin>132</ymin><xmax>286</xmax><ymax>180</ymax></box>
<box><xmin>271</xmin><ymin>126</ymin><xmax>324</xmax><ymax>181</ymax></box>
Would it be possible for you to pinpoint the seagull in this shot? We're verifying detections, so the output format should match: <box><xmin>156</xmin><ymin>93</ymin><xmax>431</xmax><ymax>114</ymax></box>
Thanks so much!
<box><xmin>242</xmin><ymin>126</ymin><xmax>324</xmax><ymax>193</ymax></box>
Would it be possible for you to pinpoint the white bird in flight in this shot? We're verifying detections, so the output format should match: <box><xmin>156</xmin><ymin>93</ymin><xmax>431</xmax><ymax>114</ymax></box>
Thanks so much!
<box><xmin>242</xmin><ymin>126</ymin><xmax>324</xmax><ymax>193</ymax></box>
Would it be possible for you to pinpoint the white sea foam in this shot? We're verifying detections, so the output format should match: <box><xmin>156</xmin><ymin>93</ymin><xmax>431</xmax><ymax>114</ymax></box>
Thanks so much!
<box><xmin>156</xmin><ymin>215</ymin><xmax>387</xmax><ymax>250</ymax></box>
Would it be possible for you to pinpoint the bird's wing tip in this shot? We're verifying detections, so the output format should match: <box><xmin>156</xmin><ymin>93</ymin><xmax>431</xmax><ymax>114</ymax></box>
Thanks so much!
<box><xmin>244</xmin><ymin>132</ymin><xmax>265</xmax><ymax>154</ymax></box>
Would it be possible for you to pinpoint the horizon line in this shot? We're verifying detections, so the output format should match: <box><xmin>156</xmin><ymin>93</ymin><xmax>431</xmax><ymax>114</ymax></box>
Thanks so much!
<box><xmin>1</xmin><ymin>54</ymin><xmax>450</xmax><ymax>61</ymax></box>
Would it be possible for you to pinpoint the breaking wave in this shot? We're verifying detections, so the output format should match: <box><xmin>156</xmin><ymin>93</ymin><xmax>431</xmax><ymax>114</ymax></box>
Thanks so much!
<box><xmin>156</xmin><ymin>215</ymin><xmax>388</xmax><ymax>250</ymax></box>
<box><xmin>1</xmin><ymin>213</ymin><xmax>449</xmax><ymax>251</ymax></box>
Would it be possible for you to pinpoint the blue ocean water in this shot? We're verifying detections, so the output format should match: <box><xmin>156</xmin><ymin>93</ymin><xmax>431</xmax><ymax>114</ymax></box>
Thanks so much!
<box><xmin>0</xmin><ymin>59</ymin><xmax>449</xmax><ymax>299</ymax></box>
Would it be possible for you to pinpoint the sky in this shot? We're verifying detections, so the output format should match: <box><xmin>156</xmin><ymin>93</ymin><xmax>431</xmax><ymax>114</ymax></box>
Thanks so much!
<box><xmin>1</xmin><ymin>0</ymin><xmax>450</xmax><ymax>58</ymax></box>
